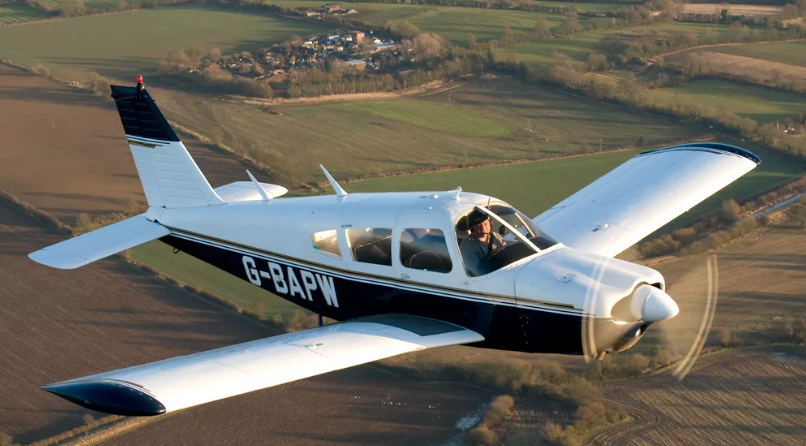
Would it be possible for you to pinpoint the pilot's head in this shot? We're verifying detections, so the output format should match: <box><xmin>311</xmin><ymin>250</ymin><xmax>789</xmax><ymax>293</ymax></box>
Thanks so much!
<box><xmin>462</xmin><ymin>209</ymin><xmax>490</xmax><ymax>239</ymax></box>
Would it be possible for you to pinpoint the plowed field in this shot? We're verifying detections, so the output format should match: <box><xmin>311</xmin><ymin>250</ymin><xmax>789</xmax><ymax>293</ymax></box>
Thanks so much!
<box><xmin>593</xmin><ymin>348</ymin><xmax>806</xmax><ymax>446</ymax></box>
<box><xmin>0</xmin><ymin>64</ymin><xmax>257</xmax><ymax>223</ymax></box>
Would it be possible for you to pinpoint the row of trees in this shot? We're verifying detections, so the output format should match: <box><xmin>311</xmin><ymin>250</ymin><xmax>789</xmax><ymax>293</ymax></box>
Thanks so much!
<box><xmin>666</xmin><ymin>52</ymin><xmax>806</xmax><ymax>94</ymax></box>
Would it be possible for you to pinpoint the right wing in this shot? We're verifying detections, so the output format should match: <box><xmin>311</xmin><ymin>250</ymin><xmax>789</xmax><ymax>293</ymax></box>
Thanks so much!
<box><xmin>534</xmin><ymin>143</ymin><xmax>759</xmax><ymax>257</ymax></box>
<box><xmin>42</xmin><ymin>315</ymin><xmax>483</xmax><ymax>416</ymax></box>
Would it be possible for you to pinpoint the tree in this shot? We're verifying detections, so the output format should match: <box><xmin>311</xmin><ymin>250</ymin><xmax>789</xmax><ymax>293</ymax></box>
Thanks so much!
<box><xmin>720</xmin><ymin>199</ymin><xmax>742</xmax><ymax>224</ymax></box>
<box><xmin>467</xmin><ymin>33</ymin><xmax>477</xmax><ymax>49</ymax></box>
<box><xmin>501</xmin><ymin>24</ymin><xmax>514</xmax><ymax>44</ymax></box>
<box><xmin>59</xmin><ymin>0</ymin><xmax>85</xmax><ymax>17</ymax></box>
<box><xmin>412</xmin><ymin>33</ymin><xmax>445</xmax><ymax>60</ymax></box>
<box><xmin>792</xmin><ymin>199</ymin><xmax>806</xmax><ymax>230</ymax></box>
<box><xmin>0</xmin><ymin>432</ymin><xmax>14</xmax><ymax>446</ymax></box>
<box><xmin>585</xmin><ymin>53</ymin><xmax>608</xmax><ymax>72</ymax></box>
<box><xmin>532</xmin><ymin>17</ymin><xmax>551</xmax><ymax>40</ymax></box>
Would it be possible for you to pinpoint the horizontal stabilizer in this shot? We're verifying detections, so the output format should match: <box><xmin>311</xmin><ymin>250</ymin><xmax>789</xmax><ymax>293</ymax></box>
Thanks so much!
<box><xmin>28</xmin><ymin>215</ymin><xmax>170</xmax><ymax>269</ymax></box>
<box><xmin>42</xmin><ymin>315</ymin><xmax>483</xmax><ymax>415</ymax></box>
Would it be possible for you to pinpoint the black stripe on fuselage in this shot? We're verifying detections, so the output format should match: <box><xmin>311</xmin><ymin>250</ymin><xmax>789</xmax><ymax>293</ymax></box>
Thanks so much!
<box><xmin>161</xmin><ymin>232</ymin><xmax>587</xmax><ymax>354</ymax></box>
<box><xmin>166</xmin><ymin>228</ymin><xmax>580</xmax><ymax>315</ymax></box>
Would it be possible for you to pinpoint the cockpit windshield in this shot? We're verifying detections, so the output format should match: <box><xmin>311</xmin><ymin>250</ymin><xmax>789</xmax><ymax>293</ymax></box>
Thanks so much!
<box><xmin>455</xmin><ymin>204</ymin><xmax>558</xmax><ymax>277</ymax></box>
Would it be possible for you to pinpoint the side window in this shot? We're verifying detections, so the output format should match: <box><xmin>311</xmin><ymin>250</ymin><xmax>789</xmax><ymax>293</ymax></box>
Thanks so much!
<box><xmin>346</xmin><ymin>228</ymin><xmax>392</xmax><ymax>266</ymax></box>
<box><xmin>311</xmin><ymin>230</ymin><xmax>341</xmax><ymax>257</ymax></box>
<box><xmin>400</xmin><ymin>229</ymin><xmax>452</xmax><ymax>273</ymax></box>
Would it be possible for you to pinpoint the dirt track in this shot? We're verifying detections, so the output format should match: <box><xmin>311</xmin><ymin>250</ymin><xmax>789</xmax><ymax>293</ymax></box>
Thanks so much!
<box><xmin>592</xmin><ymin>348</ymin><xmax>806</xmax><ymax>446</ymax></box>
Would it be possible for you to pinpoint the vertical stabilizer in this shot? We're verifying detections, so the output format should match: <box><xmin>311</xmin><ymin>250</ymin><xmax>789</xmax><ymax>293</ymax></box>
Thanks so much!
<box><xmin>110</xmin><ymin>79</ymin><xmax>224</xmax><ymax>209</ymax></box>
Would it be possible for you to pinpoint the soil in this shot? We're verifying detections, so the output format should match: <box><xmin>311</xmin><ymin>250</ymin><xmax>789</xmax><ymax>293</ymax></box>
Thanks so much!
<box><xmin>592</xmin><ymin>347</ymin><xmax>806</xmax><ymax>446</ymax></box>
<box><xmin>0</xmin><ymin>64</ymin><xmax>258</xmax><ymax>225</ymax></box>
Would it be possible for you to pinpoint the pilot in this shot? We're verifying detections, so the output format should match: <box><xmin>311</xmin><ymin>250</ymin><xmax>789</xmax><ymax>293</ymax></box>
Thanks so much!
<box><xmin>458</xmin><ymin>209</ymin><xmax>505</xmax><ymax>276</ymax></box>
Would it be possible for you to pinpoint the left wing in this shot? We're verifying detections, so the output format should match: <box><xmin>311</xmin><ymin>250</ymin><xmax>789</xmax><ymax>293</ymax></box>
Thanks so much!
<box><xmin>42</xmin><ymin>315</ymin><xmax>482</xmax><ymax>416</ymax></box>
<box><xmin>534</xmin><ymin>143</ymin><xmax>759</xmax><ymax>257</ymax></box>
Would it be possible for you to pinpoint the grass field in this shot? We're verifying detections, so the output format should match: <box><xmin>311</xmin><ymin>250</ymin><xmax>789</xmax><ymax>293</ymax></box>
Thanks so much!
<box><xmin>706</xmin><ymin>41</ymin><xmax>806</xmax><ymax>68</ymax></box>
<box><xmin>157</xmin><ymin>76</ymin><xmax>702</xmax><ymax>182</ymax></box>
<box><xmin>37</xmin><ymin>0</ymin><xmax>137</xmax><ymax>10</ymax></box>
<box><xmin>129</xmin><ymin>241</ymin><xmax>302</xmax><ymax>318</ymax></box>
<box><xmin>656</xmin><ymin>78</ymin><xmax>806</xmax><ymax>123</ymax></box>
<box><xmin>269</xmin><ymin>0</ymin><xmax>613</xmax><ymax>45</ymax></box>
<box><xmin>504</xmin><ymin>22</ymin><xmax>733</xmax><ymax>66</ymax></box>
<box><xmin>345</xmin><ymin>142</ymin><xmax>802</xmax><ymax>218</ymax></box>
<box><xmin>0</xmin><ymin>1</ymin><xmax>51</xmax><ymax>24</ymax></box>
<box><xmin>0</xmin><ymin>4</ymin><xmax>332</xmax><ymax>80</ymax></box>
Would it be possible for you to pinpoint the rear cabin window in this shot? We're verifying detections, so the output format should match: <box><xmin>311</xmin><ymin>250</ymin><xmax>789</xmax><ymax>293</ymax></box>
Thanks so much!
<box><xmin>311</xmin><ymin>230</ymin><xmax>341</xmax><ymax>257</ymax></box>
<box><xmin>346</xmin><ymin>228</ymin><xmax>393</xmax><ymax>266</ymax></box>
<box><xmin>400</xmin><ymin>229</ymin><xmax>452</xmax><ymax>273</ymax></box>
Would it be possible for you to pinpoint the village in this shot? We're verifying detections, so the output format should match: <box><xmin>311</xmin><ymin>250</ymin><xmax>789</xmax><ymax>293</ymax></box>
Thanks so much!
<box><xmin>207</xmin><ymin>5</ymin><xmax>408</xmax><ymax>81</ymax></box>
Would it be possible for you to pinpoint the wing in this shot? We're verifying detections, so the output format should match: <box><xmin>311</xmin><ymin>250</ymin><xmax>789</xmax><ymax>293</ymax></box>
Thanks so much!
<box><xmin>42</xmin><ymin>315</ymin><xmax>483</xmax><ymax>416</ymax></box>
<box><xmin>28</xmin><ymin>214</ymin><xmax>169</xmax><ymax>269</ymax></box>
<box><xmin>534</xmin><ymin>143</ymin><xmax>759</xmax><ymax>257</ymax></box>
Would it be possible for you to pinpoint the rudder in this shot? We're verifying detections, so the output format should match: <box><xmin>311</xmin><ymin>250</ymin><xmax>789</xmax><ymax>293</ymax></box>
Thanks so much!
<box><xmin>110</xmin><ymin>78</ymin><xmax>224</xmax><ymax>209</ymax></box>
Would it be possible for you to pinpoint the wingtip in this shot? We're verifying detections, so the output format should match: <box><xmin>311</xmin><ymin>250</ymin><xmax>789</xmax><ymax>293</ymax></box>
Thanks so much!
<box><xmin>640</xmin><ymin>142</ymin><xmax>761</xmax><ymax>166</ymax></box>
<box><xmin>42</xmin><ymin>381</ymin><xmax>166</xmax><ymax>417</ymax></box>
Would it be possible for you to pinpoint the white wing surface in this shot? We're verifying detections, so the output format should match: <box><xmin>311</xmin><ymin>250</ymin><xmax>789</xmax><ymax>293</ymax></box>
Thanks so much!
<box><xmin>28</xmin><ymin>214</ymin><xmax>169</xmax><ymax>269</ymax></box>
<box><xmin>534</xmin><ymin>143</ymin><xmax>759</xmax><ymax>257</ymax></box>
<box><xmin>42</xmin><ymin>315</ymin><xmax>483</xmax><ymax>416</ymax></box>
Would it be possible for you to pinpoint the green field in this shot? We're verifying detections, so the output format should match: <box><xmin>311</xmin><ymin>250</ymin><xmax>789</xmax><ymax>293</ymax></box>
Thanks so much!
<box><xmin>656</xmin><ymin>78</ymin><xmax>806</xmax><ymax>124</ymax></box>
<box><xmin>504</xmin><ymin>22</ymin><xmax>733</xmax><ymax>66</ymax></box>
<box><xmin>0</xmin><ymin>4</ymin><xmax>332</xmax><ymax>80</ymax></box>
<box><xmin>157</xmin><ymin>76</ymin><xmax>701</xmax><ymax>182</ymax></box>
<box><xmin>344</xmin><ymin>143</ymin><xmax>803</xmax><ymax>219</ymax></box>
<box><xmin>0</xmin><ymin>2</ymin><xmax>51</xmax><ymax>24</ymax></box>
<box><xmin>37</xmin><ymin>0</ymin><xmax>137</xmax><ymax>10</ymax></box>
<box><xmin>270</xmin><ymin>0</ymin><xmax>613</xmax><ymax>45</ymax></box>
<box><xmin>707</xmin><ymin>41</ymin><xmax>806</xmax><ymax>68</ymax></box>
<box><xmin>130</xmin><ymin>241</ymin><xmax>303</xmax><ymax>318</ymax></box>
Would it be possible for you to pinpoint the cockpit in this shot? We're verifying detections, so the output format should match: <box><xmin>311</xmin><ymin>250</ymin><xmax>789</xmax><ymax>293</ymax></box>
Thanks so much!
<box><xmin>455</xmin><ymin>204</ymin><xmax>558</xmax><ymax>276</ymax></box>
<box><xmin>306</xmin><ymin>195</ymin><xmax>557</xmax><ymax>281</ymax></box>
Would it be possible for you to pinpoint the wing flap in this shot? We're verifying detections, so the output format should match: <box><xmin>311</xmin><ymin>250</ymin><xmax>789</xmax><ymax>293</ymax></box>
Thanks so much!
<box><xmin>535</xmin><ymin>143</ymin><xmax>759</xmax><ymax>257</ymax></box>
<box><xmin>43</xmin><ymin>316</ymin><xmax>483</xmax><ymax>415</ymax></box>
<box><xmin>28</xmin><ymin>214</ymin><xmax>170</xmax><ymax>269</ymax></box>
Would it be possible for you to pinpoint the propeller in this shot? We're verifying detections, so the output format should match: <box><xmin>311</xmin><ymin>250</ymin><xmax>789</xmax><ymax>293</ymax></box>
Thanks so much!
<box><xmin>581</xmin><ymin>252</ymin><xmax>719</xmax><ymax>381</ymax></box>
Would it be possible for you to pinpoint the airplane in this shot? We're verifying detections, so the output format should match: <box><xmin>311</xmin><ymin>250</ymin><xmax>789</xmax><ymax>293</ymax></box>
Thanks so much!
<box><xmin>28</xmin><ymin>76</ymin><xmax>759</xmax><ymax>417</ymax></box>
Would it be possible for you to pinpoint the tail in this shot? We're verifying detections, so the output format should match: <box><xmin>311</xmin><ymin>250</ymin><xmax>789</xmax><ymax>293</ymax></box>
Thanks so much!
<box><xmin>111</xmin><ymin>77</ymin><xmax>224</xmax><ymax>209</ymax></box>
<box><xmin>28</xmin><ymin>78</ymin><xmax>224</xmax><ymax>270</ymax></box>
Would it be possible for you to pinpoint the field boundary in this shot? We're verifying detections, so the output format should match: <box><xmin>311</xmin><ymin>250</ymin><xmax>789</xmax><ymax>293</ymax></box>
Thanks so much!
<box><xmin>650</xmin><ymin>38</ymin><xmax>806</xmax><ymax>63</ymax></box>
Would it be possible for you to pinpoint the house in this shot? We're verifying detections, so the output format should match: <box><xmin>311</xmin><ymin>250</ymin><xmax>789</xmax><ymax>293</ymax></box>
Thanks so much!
<box><xmin>352</xmin><ymin>32</ymin><xmax>364</xmax><ymax>44</ymax></box>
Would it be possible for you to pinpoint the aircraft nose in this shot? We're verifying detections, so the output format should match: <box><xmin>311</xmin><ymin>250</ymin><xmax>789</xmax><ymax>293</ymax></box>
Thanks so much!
<box><xmin>630</xmin><ymin>284</ymin><xmax>679</xmax><ymax>322</ymax></box>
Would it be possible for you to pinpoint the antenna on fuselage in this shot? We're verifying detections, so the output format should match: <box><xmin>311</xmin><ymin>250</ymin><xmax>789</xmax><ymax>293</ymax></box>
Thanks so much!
<box><xmin>454</xmin><ymin>187</ymin><xmax>462</xmax><ymax>199</ymax></box>
<box><xmin>246</xmin><ymin>170</ymin><xmax>270</xmax><ymax>201</ymax></box>
<box><xmin>320</xmin><ymin>165</ymin><xmax>348</xmax><ymax>197</ymax></box>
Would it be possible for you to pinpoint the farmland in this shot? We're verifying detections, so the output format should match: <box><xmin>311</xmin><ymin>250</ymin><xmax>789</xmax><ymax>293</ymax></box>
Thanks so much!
<box><xmin>593</xmin><ymin>348</ymin><xmax>806</xmax><ymax>446</ymax></box>
<box><xmin>0</xmin><ymin>198</ymin><xmax>491</xmax><ymax>446</ymax></box>
<box><xmin>270</xmin><ymin>0</ymin><xmax>618</xmax><ymax>44</ymax></box>
<box><xmin>503</xmin><ymin>22</ymin><xmax>733</xmax><ymax>66</ymax></box>
<box><xmin>157</xmin><ymin>76</ymin><xmax>703</xmax><ymax>182</ymax></box>
<box><xmin>0</xmin><ymin>4</ymin><xmax>332</xmax><ymax>81</ymax></box>
<box><xmin>0</xmin><ymin>1</ymin><xmax>50</xmax><ymax>24</ymax></box>
<box><xmin>345</xmin><ymin>142</ymin><xmax>801</xmax><ymax>218</ymax></box>
<box><xmin>656</xmin><ymin>78</ymin><xmax>806</xmax><ymax>123</ymax></box>
<box><xmin>680</xmin><ymin>3</ymin><xmax>784</xmax><ymax>17</ymax></box>
<box><xmin>705</xmin><ymin>41</ymin><xmax>806</xmax><ymax>68</ymax></box>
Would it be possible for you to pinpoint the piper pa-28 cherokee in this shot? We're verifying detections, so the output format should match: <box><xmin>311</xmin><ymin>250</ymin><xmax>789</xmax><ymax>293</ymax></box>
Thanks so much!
<box><xmin>29</xmin><ymin>77</ymin><xmax>760</xmax><ymax>417</ymax></box>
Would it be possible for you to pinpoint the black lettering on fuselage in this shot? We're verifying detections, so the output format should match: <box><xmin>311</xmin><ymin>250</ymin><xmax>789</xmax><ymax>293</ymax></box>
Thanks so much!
<box><xmin>242</xmin><ymin>256</ymin><xmax>339</xmax><ymax>307</ymax></box>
